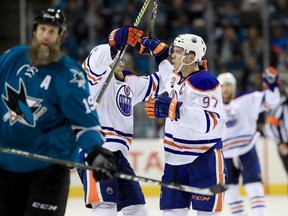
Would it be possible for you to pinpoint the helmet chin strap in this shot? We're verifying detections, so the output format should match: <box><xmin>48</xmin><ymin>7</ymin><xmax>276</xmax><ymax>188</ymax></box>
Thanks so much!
<box><xmin>176</xmin><ymin>55</ymin><xmax>196</xmax><ymax>72</ymax></box>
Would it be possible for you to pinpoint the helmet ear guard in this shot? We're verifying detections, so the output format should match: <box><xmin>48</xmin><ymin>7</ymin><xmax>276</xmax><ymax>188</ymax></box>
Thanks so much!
<box><xmin>33</xmin><ymin>8</ymin><xmax>67</xmax><ymax>38</ymax></box>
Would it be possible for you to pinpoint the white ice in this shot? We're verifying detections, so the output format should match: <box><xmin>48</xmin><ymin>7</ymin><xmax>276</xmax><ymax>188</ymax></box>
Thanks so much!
<box><xmin>66</xmin><ymin>195</ymin><xmax>288</xmax><ymax>216</ymax></box>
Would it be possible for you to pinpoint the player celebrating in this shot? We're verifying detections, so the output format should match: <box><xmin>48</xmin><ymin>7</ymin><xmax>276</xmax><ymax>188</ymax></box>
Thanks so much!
<box><xmin>140</xmin><ymin>35</ymin><xmax>227</xmax><ymax>216</ymax></box>
<box><xmin>0</xmin><ymin>8</ymin><xmax>116</xmax><ymax>216</ymax></box>
<box><xmin>217</xmin><ymin>68</ymin><xmax>280</xmax><ymax>216</ymax></box>
<box><xmin>77</xmin><ymin>26</ymin><xmax>173</xmax><ymax>216</ymax></box>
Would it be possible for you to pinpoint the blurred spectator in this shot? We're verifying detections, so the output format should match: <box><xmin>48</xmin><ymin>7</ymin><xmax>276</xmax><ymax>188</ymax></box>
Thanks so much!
<box><xmin>242</xmin><ymin>25</ymin><xmax>264</xmax><ymax>64</ymax></box>
<box><xmin>269</xmin><ymin>0</ymin><xmax>288</xmax><ymax>27</ymax></box>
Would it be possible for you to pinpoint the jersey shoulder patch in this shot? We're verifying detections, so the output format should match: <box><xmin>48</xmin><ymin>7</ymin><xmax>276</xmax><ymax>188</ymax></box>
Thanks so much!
<box><xmin>187</xmin><ymin>71</ymin><xmax>219</xmax><ymax>91</ymax></box>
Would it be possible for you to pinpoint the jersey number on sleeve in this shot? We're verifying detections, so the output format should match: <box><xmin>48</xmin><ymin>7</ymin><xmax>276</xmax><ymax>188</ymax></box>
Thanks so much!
<box><xmin>202</xmin><ymin>96</ymin><xmax>218</xmax><ymax>109</ymax></box>
<box><xmin>83</xmin><ymin>96</ymin><xmax>96</xmax><ymax>113</ymax></box>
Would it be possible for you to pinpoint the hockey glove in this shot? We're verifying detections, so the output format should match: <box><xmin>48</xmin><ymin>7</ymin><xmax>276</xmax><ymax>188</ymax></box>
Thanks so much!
<box><xmin>263</xmin><ymin>66</ymin><xmax>279</xmax><ymax>91</ymax></box>
<box><xmin>85</xmin><ymin>147</ymin><xmax>117</xmax><ymax>182</ymax></box>
<box><xmin>145</xmin><ymin>95</ymin><xmax>182</xmax><ymax>120</ymax></box>
<box><xmin>109</xmin><ymin>25</ymin><xmax>143</xmax><ymax>53</ymax></box>
<box><xmin>140</xmin><ymin>37</ymin><xmax>169</xmax><ymax>65</ymax></box>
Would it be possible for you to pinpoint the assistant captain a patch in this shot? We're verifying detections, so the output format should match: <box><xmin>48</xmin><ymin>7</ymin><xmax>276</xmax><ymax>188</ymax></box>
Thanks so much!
<box><xmin>1</xmin><ymin>79</ymin><xmax>47</xmax><ymax>127</ymax></box>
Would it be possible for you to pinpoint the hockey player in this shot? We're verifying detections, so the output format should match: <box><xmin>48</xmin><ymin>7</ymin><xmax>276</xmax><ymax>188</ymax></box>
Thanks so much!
<box><xmin>217</xmin><ymin>68</ymin><xmax>280</xmax><ymax>216</ymax></box>
<box><xmin>264</xmin><ymin>79</ymin><xmax>288</xmax><ymax>176</ymax></box>
<box><xmin>140</xmin><ymin>35</ymin><xmax>227</xmax><ymax>216</ymax></box>
<box><xmin>0</xmin><ymin>8</ymin><xmax>116</xmax><ymax>216</ymax></box>
<box><xmin>77</xmin><ymin>26</ymin><xmax>173</xmax><ymax>216</ymax></box>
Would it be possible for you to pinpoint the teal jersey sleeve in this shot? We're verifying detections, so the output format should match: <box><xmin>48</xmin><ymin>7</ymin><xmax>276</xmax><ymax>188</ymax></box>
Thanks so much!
<box><xmin>55</xmin><ymin>56</ymin><xmax>104</xmax><ymax>153</ymax></box>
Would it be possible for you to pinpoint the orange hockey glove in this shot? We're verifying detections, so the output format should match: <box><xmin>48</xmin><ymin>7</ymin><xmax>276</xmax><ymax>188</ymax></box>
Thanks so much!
<box><xmin>145</xmin><ymin>95</ymin><xmax>182</xmax><ymax>120</ymax></box>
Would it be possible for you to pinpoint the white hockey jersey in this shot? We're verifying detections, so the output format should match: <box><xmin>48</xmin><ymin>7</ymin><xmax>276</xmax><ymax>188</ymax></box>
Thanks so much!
<box><xmin>82</xmin><ymin>44</ymin><xmax>173</xmax><ymax>158</ymax></box>
<box><xmin>222</xmin><ymin>89</ymin><xmax>280</xmax><ymax>158</ymax></box>
<box><xmin>162</xmin><ymin>70</ymin><xmax>227</xmax><ymax>165</ymax></box>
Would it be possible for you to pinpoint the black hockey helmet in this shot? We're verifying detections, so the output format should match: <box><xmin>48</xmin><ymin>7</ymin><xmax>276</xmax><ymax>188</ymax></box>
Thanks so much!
<box><xmin>33</xmin><ymin>8</ymin><xmax>67</xmax><ymax>37</ymax></box>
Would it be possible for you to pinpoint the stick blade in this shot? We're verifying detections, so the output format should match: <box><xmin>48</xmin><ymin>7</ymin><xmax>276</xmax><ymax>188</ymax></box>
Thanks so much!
<box><xmin>209</xmin><ymin>183</ymin><xmax>228</xmax><ymax>194</ymax></box>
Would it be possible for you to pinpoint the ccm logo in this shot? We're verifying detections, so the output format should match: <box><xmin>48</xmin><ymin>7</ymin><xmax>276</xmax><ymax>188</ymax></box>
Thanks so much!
<box><xmin>192</xmin><ymin>195</ymin><xmax>211</xmax><ymax>201</ymax></box>
<box><xmin>32</xmin><ymin>202</ymin><xmax>58</xmax><ymax>211</ymax></box>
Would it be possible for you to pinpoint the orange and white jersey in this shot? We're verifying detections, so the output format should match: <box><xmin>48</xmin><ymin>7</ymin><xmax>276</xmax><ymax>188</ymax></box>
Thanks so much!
<box><xmin>162</xmin><ymin>70</ymin><xmax>227</xmax><ymax>165</ymax></box>
<box><xmin>222</xmin><ymin>89</ymin><xmax>280</xmax><ymax>158</ymax></box>
<box><xmin>82</xmin><ymin>44</ymin><xmax>172</xmax><ymax>158</ymax></box>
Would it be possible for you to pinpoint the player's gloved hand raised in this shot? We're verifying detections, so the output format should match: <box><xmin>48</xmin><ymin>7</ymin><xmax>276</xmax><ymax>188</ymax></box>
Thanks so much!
<box><xmin>140</xmin><ymin>37</ymin><xmax>169</xmax><ymax>65</ymax></box>
<box><xmin>145</xmin><ymin>95</ymin><xmax>182</xmax><ymax>120</ymax></box>
<box><xmin>263</xmin><ymin>66</ymin><xmax>279</xmax><ymax>91</ymax></box>
<box><xmin>85</xmin><ymin>147</ymin><xmax>117</xmax><ymax>182</ymax></box>
<box><xmin>109</xmin><ymin>25</ymin><xmax>143</xmax><ymax>53</ymax></box>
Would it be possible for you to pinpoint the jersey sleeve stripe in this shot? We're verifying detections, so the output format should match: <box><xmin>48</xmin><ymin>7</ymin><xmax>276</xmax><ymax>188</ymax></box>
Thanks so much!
<box><xmin>86</xmin><ymin>54</ymin><xmax>106</xmax><ymax>77</ymax></box>
<box><xmin>208</xmin><ymin>111</ymin><xmax>218</xmax><ymax>129</ymax></box>
<box><xmin>204</xmin><ymin>110</ymin><xmax>211</xmax><ymax>133</ymax></box>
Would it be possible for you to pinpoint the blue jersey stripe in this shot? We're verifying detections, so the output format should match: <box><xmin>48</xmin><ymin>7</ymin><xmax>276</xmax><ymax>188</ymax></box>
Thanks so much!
<box><xmin>106</xmin><ymin>138</ymin><xmax>129</xmax><ymax>150</ymax></box>
<box><xmin>164</xmin><ymin>147</ymin><xmax>202</xmax><ymax>156</ymax></box>
<box><xmin>165</xmin><ymin>133</ymin><xmax>221</xmax><ymax>144</ymax></box>
<box><xmin>102</xmin><ymin>126</ymin><xmax>133</xmax><ymax>137</ymax></box>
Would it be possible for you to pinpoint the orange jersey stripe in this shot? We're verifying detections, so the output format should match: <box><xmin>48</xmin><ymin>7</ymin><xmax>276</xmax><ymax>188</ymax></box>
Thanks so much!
<box><xmin>104</xmin><ymin>131</ymin><xmax>132</xmax><ymax>144</ymax></box>
<box><xmin>164</xmin><ymin>139</ymin><xmax>211</xmax><ymax>151</ymax></box>
<box><xmin>223</xmin><ymin>139</ymin><xmax>251</xmax><ymax>148</ymax></box>
<box><xmin>230</xmin><ymin>205</ymin><xmax>245</xmax><ymax>210</ymax></box>
<box><xmin>87</xmin><ymin>170</ymin><xmax>101</xmax><ymax>203</ymax></box>
<box><xmin>208</xmin><ymin>112</ymin><xmax>218</xmax><ymax>129</ymax></box>
<box><xmin>215</xmin><ymin>149</ymin><xmax>224</xmax><ymax>212</ymax></box>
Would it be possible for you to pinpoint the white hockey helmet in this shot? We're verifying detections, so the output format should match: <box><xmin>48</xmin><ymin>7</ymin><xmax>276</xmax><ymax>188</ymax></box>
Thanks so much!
<box><xmin>217</xmin><ymin>72</ymin><xmax>237</xmax><ymax>85</ymax></box>
<box><xmin>173</xmin><ymin>34</ymin><xmax>206</xmax><ymax>63</ymax></box>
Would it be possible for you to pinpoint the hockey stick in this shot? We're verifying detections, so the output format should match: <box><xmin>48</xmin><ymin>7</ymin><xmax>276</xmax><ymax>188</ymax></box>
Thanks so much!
<box><xmin>95</xmin><ymin>0</ymin><xmax>152</xmax><ymax>104</ymax></box>
<box><xmin>142</xmin><ymin>0</ymin><xmax>158</xmax><ymax>55</ymax></box>
<box><xmin>0</xmin><ymin>147</ymin><xmax>228</xmax><ymax>195</ymax></box>
<box><xmin>148</xmin><ymin>0</ymin><xmax>158</xmax><ymax>38</ymax></box>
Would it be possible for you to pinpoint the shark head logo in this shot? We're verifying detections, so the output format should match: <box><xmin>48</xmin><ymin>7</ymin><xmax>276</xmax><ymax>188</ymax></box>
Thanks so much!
<box><xmin>70</xmin><ymin>69</ymin><xmax>86</xmax><ymax>89</ymax></box>
<box><xmin>2</xmin><ymin>79</ymin><xmax>46</xmax><ymax>127</ymax></box>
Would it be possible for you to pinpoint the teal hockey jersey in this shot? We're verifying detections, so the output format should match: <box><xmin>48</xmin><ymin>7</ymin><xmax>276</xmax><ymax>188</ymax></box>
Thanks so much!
<box><xmin>0</xmin><ymin>46</ymin><xmax>104</xmax><ymax>172</ymax></box>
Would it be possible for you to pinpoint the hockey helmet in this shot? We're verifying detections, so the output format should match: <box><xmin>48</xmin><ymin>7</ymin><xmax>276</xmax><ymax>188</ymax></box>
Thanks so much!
<box><xmin>33</xmin><ymin>8</ymin><xmax>67</xmax><ymax>37</ymax></box>
<box><xmin>217</xmin><ymin>72</ymin><xmax>237</xmax><ymax>85</ymax></box>
<box><xmin>172</xmin><ymin>34</ymin><xmax>206</xmax><ymax>63</ymax></box>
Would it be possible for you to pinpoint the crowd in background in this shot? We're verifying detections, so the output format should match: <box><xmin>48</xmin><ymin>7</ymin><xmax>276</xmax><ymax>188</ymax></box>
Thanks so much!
<box><xmin>31</xmin><ymin>0</ymin><xmax>288</xmax><ymax>137</ymax></box>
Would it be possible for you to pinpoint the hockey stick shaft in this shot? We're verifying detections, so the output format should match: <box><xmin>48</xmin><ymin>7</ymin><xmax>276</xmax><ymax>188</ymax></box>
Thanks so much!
<box><xmin>95</xmin><ymin>0</ymin><xmax>152</xmax><ymax>104</ymax></box>
<box><xmin>0</xmin><ymin>147</ymin><xmax>227</xmax><ymax>195</ymax></box>
<box><xmin>148</xmin><ymin>0</ymin><xmax>158</xmax><ymax>38</ymax></box>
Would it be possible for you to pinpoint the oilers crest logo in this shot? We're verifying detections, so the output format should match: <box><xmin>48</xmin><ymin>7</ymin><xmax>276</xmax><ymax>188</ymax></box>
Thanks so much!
<box><xmin>116</xmin><ymin>85</ymin><xmax>132</xmax><ymax>116</ymax></box>
<box><xmin>225</xmin><ymin>108</ymin><xmax>239</xmax><ymax>128</ymax></box>
<box><xmin>1</xmin><ymin>79</ymin><xmax>47</xmax><ymax>127</ymax></box>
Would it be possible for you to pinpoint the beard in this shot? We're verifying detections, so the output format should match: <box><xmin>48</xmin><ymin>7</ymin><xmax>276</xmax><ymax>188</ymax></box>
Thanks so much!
<box><xmin>28</xmin><ymin>37</ymin><xmax>61</xmax><ymax>65</ymax></box>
